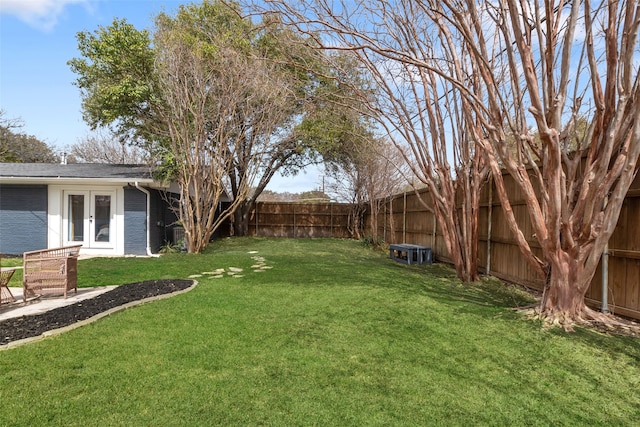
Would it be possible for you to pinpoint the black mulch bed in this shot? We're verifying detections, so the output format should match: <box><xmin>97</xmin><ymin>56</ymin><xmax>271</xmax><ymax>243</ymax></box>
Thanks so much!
<box><xmin>0</xmin><ymin>279</ymin><xmax>193</xmax><ymax>345</ymax></box>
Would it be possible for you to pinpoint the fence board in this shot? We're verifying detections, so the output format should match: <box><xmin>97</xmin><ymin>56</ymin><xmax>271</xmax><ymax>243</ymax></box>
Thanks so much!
<box><xmin>248</xmin><ymin>202</ymin><xmax>353</xmax><ymax>239</ymax></box>
<box><xmin>627</xmin><ymin>260</ymin><xmax>640</xmax><ymax>312</ymax></box>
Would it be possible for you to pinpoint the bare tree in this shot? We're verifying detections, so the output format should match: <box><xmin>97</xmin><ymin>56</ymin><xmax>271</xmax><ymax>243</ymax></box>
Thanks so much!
<box><xmin>362</xmin><ymin>139</ymin><xmax>408</xmax><ymax>244</ymax></box>
<box><xmin>293</xmin><ymin>0</ymin><xmax>640</xmax><ymax>326</ymax></box>
<box><xmin>152</xmin><ymin>6</ymin><xmax>298</xmax><ymax>252</ymax></box>
<box><xmin>262</xmin><ymin>0</ymin><xmax>490</xmax><ymax>282</ymax></box>
<box><xmin>69</xmin><ymin>129</ymin><xmax>149</xmax><ymax>164</ymax></box>
<box><xmin>423</xmin><ymin>0</ymin><xmax>640</xmax><ymax>327</ymax></box>
<box><xmin>265</xmin><ymin>1</ymin><xmax>640</xmax><ymax>327</ymax></box>
<box><xmin>325</xmin><ymin>136</ymin><xmax>406</xmax><ymax>242</ymax></box>
<box><xmin>325</xmin><ymin>163</ymin><xmax>367</xmax><ymax>239</ymax></box>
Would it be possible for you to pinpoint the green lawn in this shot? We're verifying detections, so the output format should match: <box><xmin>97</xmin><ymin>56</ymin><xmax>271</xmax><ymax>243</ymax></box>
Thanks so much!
<box><xmin>0</xmin><ymin>256</ymin><xmax>22</xmax><ymax>269</ymax></box>
<box><xmin>1</xmin><ymin>238</ymin><xmax>639</xmax><ymax>426</ymax></box>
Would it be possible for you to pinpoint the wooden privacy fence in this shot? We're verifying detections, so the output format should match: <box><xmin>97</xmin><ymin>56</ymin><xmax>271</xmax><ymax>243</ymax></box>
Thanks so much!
<box><xmin>370</xmin><ymin>172</ymin><xmax>640</xmax><ymax>320</ymax></box>
<box><xmin>240</xmin><ymin>174</ymin><xmax>639</xmax><ymax>320</ymax></box>
<box><xmin>246</xmin><ymin>202</ymin><xmax>354</xmax><ymax>239</ymax></box>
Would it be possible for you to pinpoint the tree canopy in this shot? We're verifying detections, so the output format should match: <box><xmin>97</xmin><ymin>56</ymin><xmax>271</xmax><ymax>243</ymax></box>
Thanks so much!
<box><xmin>0</xmin><ymin>111</ymin><xmax>59</xmax><ymax>163</ymax></box>
<box><xmin>69</xmin><ymin>0</ymin><xmax>367</xmax><ymax>251</ymax></box>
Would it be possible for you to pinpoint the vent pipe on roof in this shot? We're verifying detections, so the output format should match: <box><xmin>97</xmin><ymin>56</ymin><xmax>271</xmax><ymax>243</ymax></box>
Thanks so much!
<box><xmin>60</xmin><ymin>152</ymin><xmax>67</xmax><ymax>165</ymax></box>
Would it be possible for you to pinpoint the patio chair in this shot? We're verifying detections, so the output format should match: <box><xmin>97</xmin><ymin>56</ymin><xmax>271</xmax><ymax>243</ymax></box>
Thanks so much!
<box><xmin>22</xmin><ymin>245</ymin><xmax>81</xmax><ymax>302</ymax></box>
<box><xmin>0</xmin><ymin>254</ymin><xmax>17</xmax><ymax>304</ymax></box>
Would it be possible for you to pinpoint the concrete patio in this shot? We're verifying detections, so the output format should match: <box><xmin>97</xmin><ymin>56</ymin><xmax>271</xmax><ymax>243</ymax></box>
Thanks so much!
<box><xmin>0</xmin><ymin>286</ymin><xmax>116</xmax><ymax>322</ymax></box>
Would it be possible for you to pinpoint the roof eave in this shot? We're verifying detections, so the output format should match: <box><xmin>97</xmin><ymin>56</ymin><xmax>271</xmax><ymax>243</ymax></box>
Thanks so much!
<box><xmin>0</xmin><ymin>177</ymin><xmax>163</xmax><ymax>187</ymax></box>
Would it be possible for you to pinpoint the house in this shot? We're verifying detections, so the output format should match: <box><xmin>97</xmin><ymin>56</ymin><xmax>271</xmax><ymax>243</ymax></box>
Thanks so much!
<box><xmin>0</xmin><ymin>163</ymin><xmax>181</xmax><ymax>257</ymax></box>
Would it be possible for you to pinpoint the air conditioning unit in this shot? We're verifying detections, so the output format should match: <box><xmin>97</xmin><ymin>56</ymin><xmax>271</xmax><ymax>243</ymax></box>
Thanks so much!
<box><xmin>173</xmin><ymin>226</ymin><xmax>185</xmax><ymax>244</ymax></box>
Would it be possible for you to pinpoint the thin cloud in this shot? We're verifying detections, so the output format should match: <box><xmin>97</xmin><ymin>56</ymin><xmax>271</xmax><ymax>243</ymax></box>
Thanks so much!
<box><xmin>0</xmin><ymin>0</ymin><xmax>91</xmax><ymax>31</ymax></box>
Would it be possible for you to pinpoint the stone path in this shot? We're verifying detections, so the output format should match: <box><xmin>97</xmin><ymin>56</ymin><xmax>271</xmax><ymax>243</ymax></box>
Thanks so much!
<box><xmin>187</xmin><ymin>250</ymin><xmax>273</xmax><ymax>280</ymax></box>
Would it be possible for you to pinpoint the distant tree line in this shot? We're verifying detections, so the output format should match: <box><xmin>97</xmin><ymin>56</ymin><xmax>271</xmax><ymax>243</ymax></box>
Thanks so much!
<box><xmin>0</xmin><ymin>110</ymin><xmax>58</xmax><ymax>163</ymax></box>
<box><xmin>258</xmin><ymin>190</ymin><xmax>330</xmax><ymax>203</ymax></box>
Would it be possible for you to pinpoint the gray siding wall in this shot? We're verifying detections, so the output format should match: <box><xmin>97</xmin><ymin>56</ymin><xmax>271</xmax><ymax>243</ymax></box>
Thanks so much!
<box><xmin>0</xmin><ymin>185</ymin><xmax>48</xmax><ymax>255</ymax></box>
<box><xmin>124</xmin><ymin>187</ymin><xmax>147</xmax><ymax>255</ymax></box>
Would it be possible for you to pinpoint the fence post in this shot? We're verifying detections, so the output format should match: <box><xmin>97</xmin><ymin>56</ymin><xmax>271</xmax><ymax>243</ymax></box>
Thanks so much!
<box><xmin>383</xmin><ymin>198</ymin><xmax>387</xmax><ymax>242</ymax></box>
<box><xmin>432</xmin><ymin>212</ymin><xmax>436</xmax><ymax>249</ymax></box>
<box><xmin>601</xmin><ymin>196</ymin><xmax>609</xmax><ymax>313</ymax></box>
<box><xmin>486</xmin><ymin>175</ymin><xmax>493</xmax><ymax>275</ymax></box>
<box><xmin>390</xmin><ymin>197</ymin><xmax>395</xmax><ymax>244</ymax></box>
<box><xmin>330</xmin><ymin>202</ymin><xmax>333</xmax><ymax>238</ymax></box>
<box><xmin>403</xmin><ymin>191</ymin><xmax>407</xmax><ymax>243</ymax></box>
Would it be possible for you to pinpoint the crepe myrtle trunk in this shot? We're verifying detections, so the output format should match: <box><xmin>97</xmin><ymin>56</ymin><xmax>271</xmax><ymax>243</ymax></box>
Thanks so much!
<box><xmin>540</xmin><ymin>250</ymin><xmax>596</xmax><ymax>322</ymax></box>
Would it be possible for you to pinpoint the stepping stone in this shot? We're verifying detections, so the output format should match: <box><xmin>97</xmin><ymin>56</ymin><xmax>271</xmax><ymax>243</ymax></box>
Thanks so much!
<box><xmin>228</xmin><ymin>267</ymin><xmax>243</xmax><ymax>272</ymax></box>
<box><xmin>188</xmin><ymin>274</ymin><xmax>203</xmax><ymax>278</ymax></box>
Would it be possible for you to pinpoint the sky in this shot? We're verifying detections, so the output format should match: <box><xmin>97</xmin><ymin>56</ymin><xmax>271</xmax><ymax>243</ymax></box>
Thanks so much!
<box><xmin>0</xmin><ymin>0</ymin><xmax>323</xmax><ymax>193</ymax></box>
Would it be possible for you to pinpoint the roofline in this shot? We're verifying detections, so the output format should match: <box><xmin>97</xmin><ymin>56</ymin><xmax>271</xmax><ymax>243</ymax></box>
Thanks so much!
<box><xmin>0</xmin><ymin>176</ymin><xmax>163</xmax><ymax>187</ymax></box>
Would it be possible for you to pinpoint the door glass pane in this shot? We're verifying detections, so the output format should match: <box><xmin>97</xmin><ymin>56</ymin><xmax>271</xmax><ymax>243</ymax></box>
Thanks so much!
<box><xmin>68</xmin><ymin>195</ymin><xmax>84</xmax><ymax>242</ymax></box>
<box><xmin>94</xmin><ymin>195</ymin><xmax>111</xmax><ymax>242</ymax></box>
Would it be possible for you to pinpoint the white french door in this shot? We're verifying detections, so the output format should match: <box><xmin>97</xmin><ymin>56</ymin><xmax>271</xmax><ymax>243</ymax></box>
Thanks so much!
<box><xmin>64</xmin><ymin>190</ymin><xmax>115</xmax><ymax>248</ymax></box>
